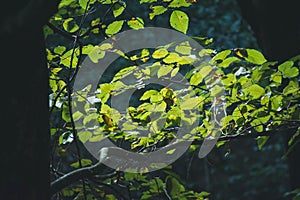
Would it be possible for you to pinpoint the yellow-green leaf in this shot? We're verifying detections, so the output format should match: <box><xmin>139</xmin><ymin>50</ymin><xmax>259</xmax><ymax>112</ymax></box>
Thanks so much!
<box><xmin>242</xmin><ymin>84</ymin><xmax>265</xmax><ymax>99</ymax></box>
<box><xmin>170</xmin><ymin>10</ymin><xmax>189</xmax><ymax>34</ymax></box>
<box><xmin>149</xmin><ymin>6</ymin><xmax>167</xmax><ymax>20</ymax></box>
<box><xmin>235</xmin><ymin>49</ymin><xmax>267</xmax><ymax>65</ymax></box>
<box><xmin>157</xmin><ymin>65</ymin><xmax>173</xmax><ymax>78</ymax></box>
<box><xmin>278</xmin><ymin>61</ymin><xmax>299</xmax><ymax>78</ymax></box>
<box><xmin>163</xmin><ymin>52</ymin><xmax>181</xmax><ymax>63</ymax></box>
<box><xmin>62</xmin><ymin>18</ymin><xmax>79</xmax><ymax>33</ymax></box>
<box><xmin>190</xmin><ymin>71</ymin><xmax>203</xmax><ymax>85</ymax></box>
<box><xmin>105</xmin><ymin>20</ymin><xmax>124</xmax><ymax>36</ymax></box>
<box><xmin>127</xmin><ymin>17</ymin><xmax>144</xmax><ymax>30</ymax></box>
<box><xmin>152</xmin><ymin>48</ymin><xmax>168</xmax><ymax>59</ymax></box>
<box><xmin>168</xmin><ymin>0</ymin><xmax>191</xmax><ymax>8</ymax></box>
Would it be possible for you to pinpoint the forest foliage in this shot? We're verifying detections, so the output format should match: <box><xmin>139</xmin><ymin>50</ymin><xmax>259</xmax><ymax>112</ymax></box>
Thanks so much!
<box><xmin>47</xmin><ymin>0</ymin><xmax>300</xmax><ymax>199</ymax></box>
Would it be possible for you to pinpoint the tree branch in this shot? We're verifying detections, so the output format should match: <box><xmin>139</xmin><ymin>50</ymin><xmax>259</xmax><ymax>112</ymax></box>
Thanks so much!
<box><xmin>50</xmin><ymin>161</ymin><xmax>116</xmax><ymax>195</ymax></box>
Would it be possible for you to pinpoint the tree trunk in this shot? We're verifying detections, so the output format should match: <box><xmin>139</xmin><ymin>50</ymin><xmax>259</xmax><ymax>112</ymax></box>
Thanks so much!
<box><xmin>0</xmin><ymin>1</ymin><xmax>57</xmax><ymax>199</ymax></box>
<box><xmin>237</xmin><ymin>0</ymin><xmax>300</xmax><ymax>190</ymax></box>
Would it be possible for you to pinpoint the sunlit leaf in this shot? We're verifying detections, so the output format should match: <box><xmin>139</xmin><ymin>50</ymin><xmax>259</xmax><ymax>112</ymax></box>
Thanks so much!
<box><xmin>278</xmin><ymin>61</ymin><xmax>299</xmax><ymax>78</ymax></box>
<box><xmin>157</xmin><ymin>65</ymin><xmax>173</xmax><ymax>78</ymax></box>
<box><xmin>105</xmin><ymin>20</ymin><xmax>124</xmax><ymax>36</ymax></box>
<box><xmin>149</xmin><ymin>6</ymin><xmax>167</xmax><ymax>20</ymax></box>
<box><xmin>88</xmin><ymin>46</ymin><xmax>106</xmax><ymax>63</ymax></box>
<box><xmin>218</xmin><ymin>57</ymin><xmax>240</xmax><ymax>68</ymax></box>
<box><xmin>113</xmin><ymin>2</ymin><xmax>126</xmax><ymax>17</ymax></box>
<box><xmin>212</xmin><ymin>50</ymin><xmax>231</xmax><ymax>63</ymax></box>
<box><xmin>171</xmin><ymin>67</ymin><xmax>180</xmax><ymax>77</ymax></box>
<box><xmin>72</xmin><ymin>111</ymin><xmax>83</xmax><ymax>122</ymax></box>
<box><xmin>62</xmin><ymin>18</ymin><xmax>79</xmax><ymax>33</ymax></box>
<box><xmin>170</xmin><ymin>10</ymin><xmax>189</xmax><ymax>34</ymax></box>
<box><xmin>140</xmin><ymin>0</ymin><xmax>157</xmax><ymax>3</ymax></box>
<box><xmin>78</xmin><ymin>131</ymin><xmax>92</xmax><ymax>143</ymax></box>
<box><xmin>168</xmin><ymin>0</ymin><xmax>191</xmax><ymax>8</ymax></box>
<box><xmin>140</xmin><ymin>90</ymin><xmax>158</xmax><ymax>100</ymax></box>
<box><xmin>242</xmin><ymin>84</ymin><xmax>265</xmax><ymax>99</ymax></box>
<box><xmin>190</xmin><ymin>71</ymin><xmax>203</xmax><ymax>85</ymax></box>
<box><xmin>222</xmin><ymin>73</ymin><xmax>236</xmax><ymax>86</ymax></box>
<box><xmin>54</xmin><ymin>46</ymin><xmax>66</xmax><ymax>55</ymax></box>
<box><xmin>127</xmin><ymin>17</ymin><xmax>144</xmax><ymax>29</ymax></box>
<box><xmin>235</xmin><ymin>48</ymin><xmax>267</xmax><ymax>65</ymax></box>
<box><xmin>175</xmin><ymin>41</ymin><xmax>192</xmax><ymax>55</ymax></box>
<box><xmin>152</xmin><ymin>48</ymin><xmax>168</xmax><ymax>59</ymax></box>
<box><xmin>283</xmin><ymin>80</ymin><xmax>299</xmax><ymax>95</ymax></box>
<box><xmin>163</xmin><ymin>52</ymin><xmax>181</xmax><ymax>63</ymax></box>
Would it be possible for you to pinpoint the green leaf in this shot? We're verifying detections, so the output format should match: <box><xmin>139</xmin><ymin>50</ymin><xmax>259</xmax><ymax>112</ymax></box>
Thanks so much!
<box><xmin>157</xmin><ymin>65</ymin><xmax>173</xmax><ymax>78</ymax></box>
<box><xmin>72</xmin><ymin>111</ymin><xmax>83</xmax><ymax>122</ymax></box>
<box><xmin>288</xmin><ymin>129</ymin><xmax>300</xmax><ymax>146</ymax></box>
<box><xmin>270</xmin><ymin>72</ymin><xmax>282</xmax><ymax>84</ymax></box>
<box><xmin>168</xmin><ymin>0</ymin><xmax>191</xmax><ymax>8</ymax></box>
<box><xmin>62</xmin><ymin>104</ymin><xmax>71</xmax><ymax>122</ymax></box>
<box><xmin>113</xmin><ymin>2</ymin><xmax>126</xmax><ymax>17</ymax></box>
<box><xmin>62</xmin><ymin>188</ymin><xmax>74</xmax><ymax>197</ymax></box>
<box><xmin>60</xmin><ymin>49</ymin><xmax>79</xmax><ymax>68</ymax></box>
<box><xmin>62</xmin><ymin>18</ymin><xmax>79</xmax><ymax>33</ymax></box>
<box><xmin>166</xmin><ymin>176</ymin><xmax>185</xmax><ymax>197</ymax></box>
<box><xmin>180</xmin><ymin>97</ymin><xmax>200</xmax><ymax>110</ymax></box>
<box><xmin>245</xmin><ymin>49</ymin><xmax>267</xmax><ymax>64</ymax></box>
<box><xmin>177</xmin><ymin>56</ymin><xmax>194</xmax><ymax>65</ymax></box>
<box><xmin>271</xmin><ymin>95</ymin><xmax>283</xmax><ymax>111</ymax></box>
<box><xmin>211</xmin><ymin>85</ymin><xmax>223</xmax><ymax>96</ymax></box>
<box><xmin>82</xmin><ymin>44</ymin><xmax>95</xmax><ymax>55</ymax></box>
<box><xmin>140</xmin><ymin>0</ymin><xmax>157</xmax><ymax>3</ymax></box>
<box><xmin>190</xmin><ymin>71</ymin><xmax>203</xmax><ymax>85</ymax></box>
<box><xmin>79</xmin><ymin>0</ymin><xmax>93</xmax><ymax>9</ymax></box>
<box><xmin>175</xmin><ymin>41</ymin><xmax>191</xmax><ymax>55</ymax></box>
<box><xmin>88</xmin><ymin>46</ymin><xmax>106</xmax><ymax>63</ymax></box>
<box><xmin>89</xmin><ymin>134</ymin><xmax>106</xmax><ymax>142</ymax></box>
<box><xmin>235</xmin><ymin>48</ymin><xmax>267</xmax><ymax>65</ymax></box>
<box><xmin>218</xmin><ymin>57</ymin><xmax>240</xmax><ymax>68</ymax></box>
<box><xmin>59</xmin><ymin>0</ymin><xmax>76</xmax><ymax>8</ymax></box>
<box><xmin>256</xmin><ymin>136</ymin><xmax>269</xmax><ymax>150</ymax></box>
<box><xmin>171</xmin><ymin>67</ymin><xmax>179</xmax><ymax>77</ymax></box>
<box><xmin>127</xmin><ymin>17</ymin><xmax>144</xmax><ymax>29</ymax></box>
<box><xmin>140</xmin><ymin>90</ymin><xmax>158</xmax><ymax>100</ymax></box>
<box><xmin>149</xmin><ymin>6</ymin><xmax>167</xmax><ymax>20</ymax></box>
<box><xmin>54</xmin><ymin>46</ymin><xmax>66</xmax><ymax>55</ymax></box>
<box><xmin>278</xmin><ymin>61</ymin><xmax>299</xmax><ymax>78</ymax></box>
<box><xmin>255</xmin><ymin>111</ymin><xmax>271</xmax><ymax>124</ymax></box>
<box><xmin>140</xmin><ymin>49</ymin><xmax>150</xmax><ymax>58</ymax></box>
<box><xmin>105</xmin><ymin>20</ymin><xmax>124</xmax><ymax>36</ymax></box>
<box><xmin>222</xmin><ymin>73</ymin><xmax>236</xmax><ymax>86</ymax></box>
<box><xmin>242</xmin><ymin>84</ymin><xmax>265</xmax><ymax>99</ymax></box>
<box><xmin>150</xmin><ymin>93</ymin><xmax>163</xmax><ymax>103</ymax></box>
<box><xmin>170</xmin><ymin>10</ymin><xmax>189</xmax><ymax>34</ymax></box>
<box><xmin>59</xmin><ymin>131</ymin><xmax>72</xmax><ymax>145</ymax></box>
<box><xmin>70</xmin><ymin>159</ymin><xmax>92</xmax><ymax>168</ymax></box>
<box><xmin>191</xmin><ymin>36</ymin><xmax>213</xmax><ymax>46</ymax></box>
<box><xmin>83</xmin><ymin>113</ymin><xmax>98</xmax><ymax>126</ymax></box>
<box><xmin>199</xmin><ymin>65</ymin><xmax>213</xmax><ymax>78</ymax></box>
<box><xmin>163</xmin><ymin>52</ymin><xmax>181</xmax><ymax>63</ymax></box>
<box><xmin>78</xmin><ymin>131</ymin><xmax>92</xmax><ymax>143</ymax></box>
<box><xmin>283</xmin><ymin>80</ymin><xmax>299</xmax><ymax>95</ymax></box>
<box><xmin>99</xmin><ymin>0</ymin><xmax>117</xmax><ymax>4</ymax></box>
<box><xmin>166</xmin><ymin>149</ymin><xmax>176</xmax><ymax>154</ymax></box>
<box><xmin>113</xmin><ymin>66</ymin><xmax>136</xmax><ymax>81</ymax></box>
<box><xmin>212</xmin><ymin>50</ymin><xmax>231</xmax><ymax>63</ymax></box>
<box><xmin>152</xmin><ymin>48</ymin><xmax>168</xmax><ymax>59</ymax></box>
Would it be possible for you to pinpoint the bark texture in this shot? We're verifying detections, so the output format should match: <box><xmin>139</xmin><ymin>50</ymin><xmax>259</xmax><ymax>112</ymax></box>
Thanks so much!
<box><xmin>0</xmin><ymin>1</ymin><xmax>58</xmax><ymax>199</ymax></box>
